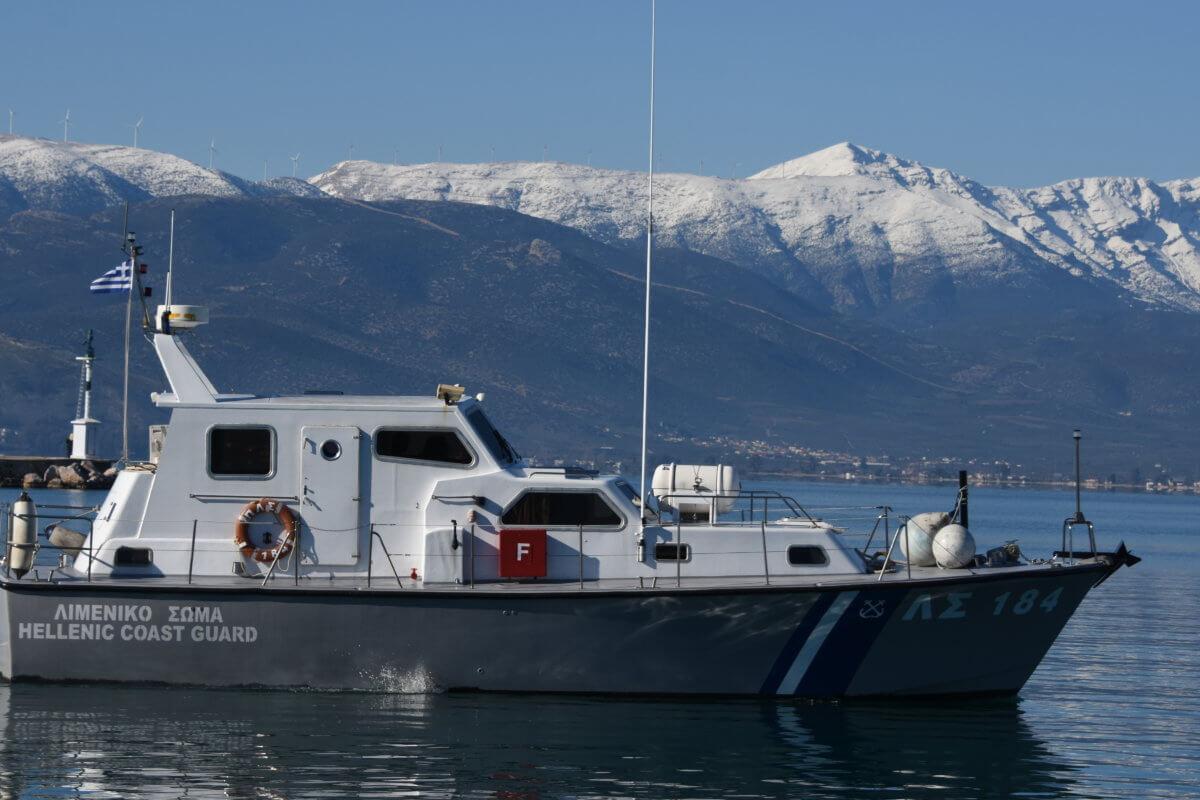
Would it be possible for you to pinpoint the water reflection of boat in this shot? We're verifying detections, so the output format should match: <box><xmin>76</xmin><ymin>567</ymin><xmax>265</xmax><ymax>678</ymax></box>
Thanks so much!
<box><xmin>0</xmin><ymin>684</ymin><xmax>1078</xmax><ymax>799</ymax></box>
<box><xmin>0</xmin><ymin>232</ymin><xmax>1138</xmax><ymax>697</ymax></box>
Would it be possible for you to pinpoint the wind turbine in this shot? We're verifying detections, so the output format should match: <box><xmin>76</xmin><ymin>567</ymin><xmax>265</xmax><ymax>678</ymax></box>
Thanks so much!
<box><xmin>290</xmin><ymin>152</ymin><xmax>300</xmax><ymax>178</ymax></box>
<box><xmin>60</xmin><ymin>109</ymin><xmax>70</xmax><ymax>142</ymax></box>
<box><xmin>130</xmin><ymin>116</ymin><xmax>143</xmax><ymax>148</ymax></box>
<box><xmin>208</xmin><ymin>137</ymin><xmax>218</xmax><ymax>169</ymax></box>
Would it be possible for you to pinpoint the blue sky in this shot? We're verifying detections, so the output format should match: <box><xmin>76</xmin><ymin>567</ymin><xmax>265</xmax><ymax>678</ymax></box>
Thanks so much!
<box><xmin>3</xmin><ymin>0</ymin><xmax>1197</xmax><ymax>187</ymax></box>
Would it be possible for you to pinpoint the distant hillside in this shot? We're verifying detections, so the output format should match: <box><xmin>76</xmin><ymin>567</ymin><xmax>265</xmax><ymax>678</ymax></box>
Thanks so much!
<box><xmin>1</xmin><ymin>195</ymin><xmax>1198</xmax><ymax>480</ymax></box>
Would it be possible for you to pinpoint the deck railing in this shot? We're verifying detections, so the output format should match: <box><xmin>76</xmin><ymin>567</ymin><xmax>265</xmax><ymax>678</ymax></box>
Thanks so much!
<box><xmin>3</xmin><ymin>493</ymin><xmax>992</xmax><ymax>590</ymax></box>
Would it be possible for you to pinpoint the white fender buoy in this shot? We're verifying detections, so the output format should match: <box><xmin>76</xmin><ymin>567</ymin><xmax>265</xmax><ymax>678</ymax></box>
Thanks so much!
<box><xmin>48</xmin><ymin>524</ymin><xmax>88</xmax><ymax>559</ymax></box>
<box><xmin>9</xmin><ymin>491</ymin><xmax>38</xmax><ymax>578</ymax></box>
<box><xmin>933</xmin><ymin>523</ymin><xmax>977</xmax><ymax>569</ymax></box>
<box><xmin>899</xmin><ymin>511</ymin><xmax>948</xmax><ymax>567</ymax></box>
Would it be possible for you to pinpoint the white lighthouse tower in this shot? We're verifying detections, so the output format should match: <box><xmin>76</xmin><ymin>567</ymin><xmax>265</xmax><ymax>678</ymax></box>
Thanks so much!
<box><xmin>69</xmin><ymin>330</ymin><xmax>100</xmax><ymax>460</ymax></box>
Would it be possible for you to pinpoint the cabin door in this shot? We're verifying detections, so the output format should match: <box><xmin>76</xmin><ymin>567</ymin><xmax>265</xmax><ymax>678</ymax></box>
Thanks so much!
<box><xmin>299</xmin><ymin>426</ymin><xmax>362</xmax><ymax>565</ymax></box>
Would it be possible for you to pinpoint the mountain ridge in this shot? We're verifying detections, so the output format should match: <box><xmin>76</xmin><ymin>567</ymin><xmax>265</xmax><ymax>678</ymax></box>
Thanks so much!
<box><xmin>6</xmin><ymin>133</ymin><xmax>1200</xmax><ymax>318</ymax></box>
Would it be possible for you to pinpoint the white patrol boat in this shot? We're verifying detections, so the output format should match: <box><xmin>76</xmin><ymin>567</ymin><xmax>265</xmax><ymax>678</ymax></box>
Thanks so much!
<box><xmin>0</xmin><ymin>276</ymin><xmax>1138</xmax><ymax>697</ymax></box>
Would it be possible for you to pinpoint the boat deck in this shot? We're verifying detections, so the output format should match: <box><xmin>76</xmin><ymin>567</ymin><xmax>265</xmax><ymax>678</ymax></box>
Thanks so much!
<box><xmin>5</xmin><ymin>559</ymin><xmax>1101</xmax><ymax>597</ymax></box>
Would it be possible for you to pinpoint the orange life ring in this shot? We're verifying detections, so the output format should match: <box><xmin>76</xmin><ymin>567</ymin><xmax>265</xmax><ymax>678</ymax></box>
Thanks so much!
<box><xmin>233</xmin><ymin>498</ymin><xmax>299</xmax><ymax>563</ymax></box>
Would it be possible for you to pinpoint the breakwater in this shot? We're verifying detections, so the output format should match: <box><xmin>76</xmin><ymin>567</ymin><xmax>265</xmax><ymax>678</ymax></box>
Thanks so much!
<box><xmin>0</xmin><ymin>456</ymin><xmax>116</xmax><ymax>489</ymax></box>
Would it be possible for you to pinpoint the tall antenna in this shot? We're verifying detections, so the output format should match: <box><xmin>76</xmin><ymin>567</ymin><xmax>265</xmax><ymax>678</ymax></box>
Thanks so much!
<box><xmin>637</xmin><ymin>0</ymin><xmax>657</xmax><ymax>537</ymax></box>
<box><xmin>60</xmin><ymin>108</ymin><xmax>71</xmax><ymax>142</ymax></box>
<box><xmin>262</xmin><ymin>159</ymin><xmax>268</xmax><ymax>181</ymax></box>
<box><xmin>7</xmin><ymin>109</ymin><xmax>12</xmax><ymax>135</ymax></box>
<box><xmin>131</xmin><ymin>116</ymin><xmax>143</xmax><ymax>148</ymax></box>
<box><xmin>119</xmin><ymin>223</ymin><xmax>141</xmax><ymax>464</ymax></box>
<box><xmin>165</xmin><ymin>210</ymin><xmax>175</xmax><ymax>310</ymax></box>
<box><xmin>208</xmin><ymin>137</ymin><xmax>218</xmax><ymax>170</ymax></box>
<box><xmin>348</xmin><ymin>143</ymin><xmax>356</xmax><ymax>160</ymax></box>
<box><xmin>291</xmin><ymin>152</ymin><xmax>301</xmax><ymax>177</ymax></box>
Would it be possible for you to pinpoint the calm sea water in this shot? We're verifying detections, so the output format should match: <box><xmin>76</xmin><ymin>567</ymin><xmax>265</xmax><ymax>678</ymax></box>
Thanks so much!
<box><xmin>0</xmin><ymin>482</ymin><xmax>1196</xmax><ymax>799</ymax></box>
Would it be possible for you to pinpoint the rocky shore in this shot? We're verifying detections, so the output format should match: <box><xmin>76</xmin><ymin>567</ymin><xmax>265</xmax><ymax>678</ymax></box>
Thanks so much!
<box><xmin>0</xmin><ymin>457</ymin><xmax>117</xmax><ymax>490</ymax></box>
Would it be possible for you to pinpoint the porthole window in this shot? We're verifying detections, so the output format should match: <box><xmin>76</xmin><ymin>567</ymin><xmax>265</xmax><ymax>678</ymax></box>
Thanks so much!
<box><xmin>787</xmin><ymin>545</ymin><xmax>829</xmax><ymax>566</ymax></box>
<box><xmin>320</xmin><ymin>440</ymin><xmax>342</xmax><ymax>461</ymax></box>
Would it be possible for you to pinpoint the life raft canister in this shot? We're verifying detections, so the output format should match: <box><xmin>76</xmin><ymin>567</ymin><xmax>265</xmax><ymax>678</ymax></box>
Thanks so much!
<box><xmin>233</xmin><ymin>498</ymin><xmax>299</xmax><ymax>563</ymax></box>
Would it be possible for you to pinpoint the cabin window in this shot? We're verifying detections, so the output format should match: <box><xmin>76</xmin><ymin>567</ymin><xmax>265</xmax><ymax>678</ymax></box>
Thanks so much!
<box><xmin>465</xmin><ymin>408</ymin><xmax>518</xmax><ymax>465</ymax></box>
<box><xmin>787</xmin><ymin>545</ymin><xmax>829</xmax><ymax>566</ymax></box>
<box><xmin>115</xmin><ymin>546</ymin><xmax>153</xmax><ymax>566</ymax></box>
<box><xmin>502</xmin><ymin>492</ymin><xmax>622</xmax><ymax>527</ymax></box>
<box><xmin>655</xmin><ymin>543</ymin><xmax>690</xmax><ymax>561</ymax></box>
<box><xmin>208</xmin><ymin>426</ymin><xmax>273</xmax><ymax>477</ymax></box>
<box><xmin>374</xmin><ymin>429</ymin><xmax>473</xmax><ymax>465</ymax></box>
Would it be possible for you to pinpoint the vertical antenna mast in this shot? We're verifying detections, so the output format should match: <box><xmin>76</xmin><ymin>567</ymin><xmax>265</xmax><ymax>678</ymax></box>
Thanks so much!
<box><xmin>637</xmin><ymin>0</ymin><xmax>657</xmax><ymax>532</ymax></box>
<box><xmin>121</xmin><ymin>231</ymin><xmax>138</xmax><ymax>464</ymax></box>
<box><xmin>166</xmin><ymin>210</ymin><xmax>175</xmax><ymax>310</ymax></box>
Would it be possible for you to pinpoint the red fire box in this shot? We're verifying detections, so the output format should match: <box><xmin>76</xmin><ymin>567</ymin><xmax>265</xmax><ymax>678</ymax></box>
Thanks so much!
<box><xmin>499</xmin><ymin>529</ymin><xmax>547</xmax><ymax>578</ymax></box>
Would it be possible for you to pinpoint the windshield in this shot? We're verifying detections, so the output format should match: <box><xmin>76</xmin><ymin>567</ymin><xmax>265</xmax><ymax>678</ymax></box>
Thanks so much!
<box><xmin>614</xmin><ymin>480</ymin><xmax>642</xmax><ymax>508</ymax></box>
<box><xmin>465</xmin><ymin>407</ymin><xmax>519</xmax><ymax>465</ymax></box>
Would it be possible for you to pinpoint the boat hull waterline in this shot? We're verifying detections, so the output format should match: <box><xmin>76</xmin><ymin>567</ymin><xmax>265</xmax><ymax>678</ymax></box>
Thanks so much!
<box><xmin>0</xmin><ymin>562</ymin><xmax>1111</xmax><ymax>697</ymax></box>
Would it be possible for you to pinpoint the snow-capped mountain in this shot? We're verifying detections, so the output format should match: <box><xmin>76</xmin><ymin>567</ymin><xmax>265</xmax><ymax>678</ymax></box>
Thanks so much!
<box><xmin>6</xmin><ymin>133</ymin><xmax>1200</xmax><ymax>317</ymax></box>
<box><xmin>0</xmin><ymin>135</ymin><xmax>324</xmax><ymax>218</ymax></box>
<box><xmin>311</xmin><ymin>143</ymin><xmax>1200</xmax><ymax>315</ymax></box>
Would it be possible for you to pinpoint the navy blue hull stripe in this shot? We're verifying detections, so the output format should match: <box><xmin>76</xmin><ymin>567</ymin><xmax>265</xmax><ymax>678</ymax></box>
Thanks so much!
<box><xmin>759</xmin><ymin>592</ymin><xmax>838</xmax><ymax>695</ymax></box>
<box><xmin>793</xmin><ymin>589</ymin><xmax>907</xmax><ymax>696</ymax></box>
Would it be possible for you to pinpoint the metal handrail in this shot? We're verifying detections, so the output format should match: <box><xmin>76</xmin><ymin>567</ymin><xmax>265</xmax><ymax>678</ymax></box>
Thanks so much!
<box><xmin>1059</xmin><ymin>517</ymin><xmax>1097</xmax><ymax>564</ymax></box>
<box><xmin>189</xmin><ymin>493</ymin><xmax>300</xmax><ymax>502</ymax></box>
<box><xmin>760</xmin><ymin>520</ymin><xmax>770</xmax><ymax>586</ymax></box>
<box><xmin>260</xmin><ymin>517</ymin><xmax>301</xmax><ymax>586</ymax></box>
<box><xmin>1</xmin><ymin>502</ymin><xmax>100</xmax><ymax>581</ymax></box>
<box><xmin>366</xmin><ymin>526</ymin><xmax>404</xmax><ymax>588</ymax></box>
<box><xmin>658</xmin><ymin>489</ymin><xmax>817</xmax><ymax>524</ymax></box>
<box><xmin>861</xmin><ymin>506</ymin><xmax>892</xmax><ymax>554</ymax></box>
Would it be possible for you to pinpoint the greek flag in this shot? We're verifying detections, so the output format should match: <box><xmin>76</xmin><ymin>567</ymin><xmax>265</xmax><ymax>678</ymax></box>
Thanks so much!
<box><xmin>90</xmin><ymin>261</ymin><xmax>133</xmax><ymax>294</ymax></box>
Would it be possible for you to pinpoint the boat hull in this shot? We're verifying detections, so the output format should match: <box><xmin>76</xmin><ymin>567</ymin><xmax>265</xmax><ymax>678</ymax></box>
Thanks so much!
<box><xmin>0</xmin><ymin>564</ymin><xmax>1108</xmax><ymax>697</ymax></box>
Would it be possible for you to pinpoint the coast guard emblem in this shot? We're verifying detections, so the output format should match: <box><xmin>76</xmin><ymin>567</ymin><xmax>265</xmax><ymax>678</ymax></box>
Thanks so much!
<box><xmin>858</xmin><ymin>599</ymin><xmax>886</xmax><ymax>619</ymax></box>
